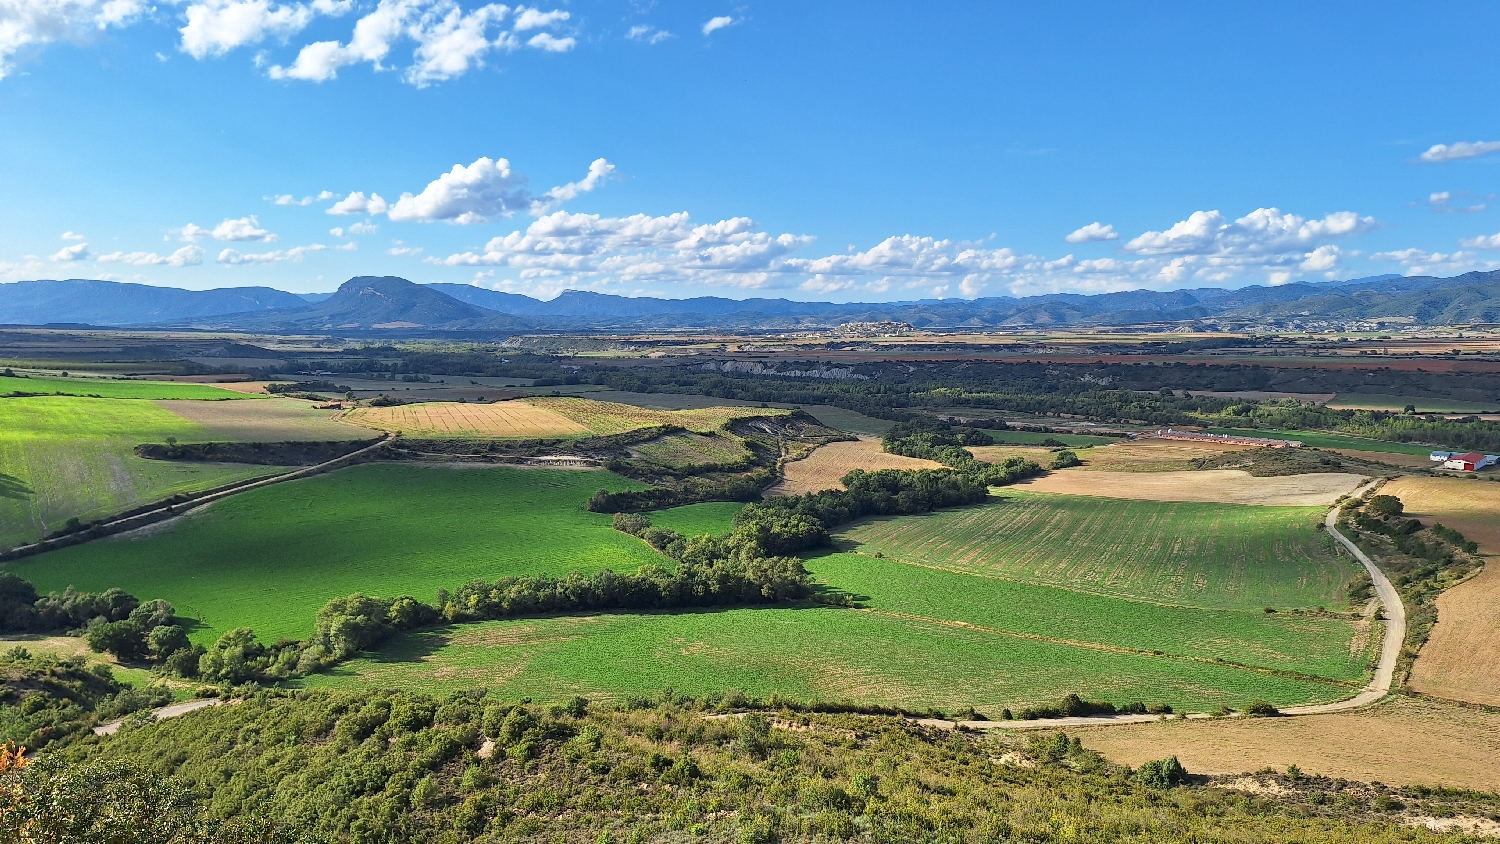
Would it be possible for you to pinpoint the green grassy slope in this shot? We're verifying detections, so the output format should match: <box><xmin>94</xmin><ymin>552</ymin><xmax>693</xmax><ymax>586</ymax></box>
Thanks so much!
<box><xmin>837</xmin><ymin>490</ymin><xmax>1354</xmax><ymax>610</ymax></box>
<box><xmin>1205</xmin><ymin>427</ymin><xmax>1434</xmax><ymax>456</ymax></box>
<box><xmin>0</xmin><ymin>375</ymin><xmax>248</xmax><ymax>400</ymax></box>
<box><xmin>10</xmin><ymin>465</ymin><xmax>660</xmax><ymax>642</ymax></box>
<box><xmin>647</xmin><ymin>501</ymin><xmax>744</xmax><ymax>537</ymax></box>
<box><xmin>303</xmin><ymin>606</ymin><xmax>1350</xmax><ymax>712</ymax></box>
<box><xmin>0</xmin><ymin>397</ymin><xmax>284</xmax><ymax>547</ymax></box>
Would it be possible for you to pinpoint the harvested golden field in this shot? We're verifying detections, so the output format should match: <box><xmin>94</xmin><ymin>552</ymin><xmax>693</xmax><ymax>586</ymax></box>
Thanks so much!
<box><xmin>157</xmin><ymin>397</ymin><xmax>369</xmax><ymax>441</ymax></box>
<box><xmin>526</xmin><ymin>396</ymin><xmax>788</xmax><ymax>435</ymax></box>
<box><xmin>771</xmin><ymin>438</ymin><xmax>943</xmax><ymax>495</ymax></box>
<box><xmin>1385</xmin><ymin>476</ymin><xmax>1500</xmax><ymax>705</ymax></box>
<box><xmin>1075</xmin><ymin>695</ymin><xmax>1500</xmax><ymax>791</ymax></box>
<box><xmin>1330</xmin><ymin>448</ymin><xmax>1435</xmax><ymax>469</ymax></box>
<box><xmin>1069</xmin><ymin>440</ymin><xmax>1256</xmax><ymax>473</ymax></box>
<box><xmin>968</xmin><ymin>445</ymin><xmax>1055</xmax><ymax>466</ymax></box>
<box><xmin>1016</xmin><ymin>469</ymin><xmax>1367</xmax><ymax>507</ymax></box>
<box><xmin>342</xmin><ymin>401</ymin><xmax>589</xmax><ymax>438</ymax></box>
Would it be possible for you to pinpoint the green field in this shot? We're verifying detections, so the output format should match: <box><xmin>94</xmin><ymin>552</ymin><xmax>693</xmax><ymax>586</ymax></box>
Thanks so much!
<box><xmin>302</xmin><ymin>605</ymin><xmax>1351</xmax><ymax>712</ymax></box>
<box><xmin>1206</xmin><ymin>427</ymin><xmax>1434</xmax><ymax>456</ymax></box>
<box><xmin>983</xmin><ymin>430</ymin><xmax>1116</xmax><ymax>447</ymax></box>
<box><xmin>628</xmin><ymin>431</ymin><xmax>751</xmax><ymax>468</ymax></box>
<box><xmin>8</xmin><ymin>465</ymin><xmax>661</xmax><ymax>642</ymax></box>
<box><xmin>838</xmin><ymin>490</ymin><xmax>1354</xmax><ymax>610</ymax></box>
<box><xmin>647</xmin><ymin>501</ymin><xmax>744</xmax><ymax>537</ymax></box>
<box><xmin>0</xmin><ymin>396</ymin><xmax>287</xmax><ymax>547</ymax></box>
<box><xmin>0</xmin><ymin>375</ymin><xmax>248</xmax><ymax>400</ymax></box>
<box><xmin>1327</xmin><ymin>393</ymin><xmax>1500</xmax><ymax>413</ymax></box>
<box><xmin>807</xmin><ymin>553</ymin><xmax>1373</xmax><ymax>682</ymax></box>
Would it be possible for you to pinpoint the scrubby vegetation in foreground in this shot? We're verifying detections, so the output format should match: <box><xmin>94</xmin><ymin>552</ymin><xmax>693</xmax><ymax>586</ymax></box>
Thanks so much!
<box><xmin>10</xmin><ymin>688</ymin><xmax>1498</xmax><ymax>843</ymax></box>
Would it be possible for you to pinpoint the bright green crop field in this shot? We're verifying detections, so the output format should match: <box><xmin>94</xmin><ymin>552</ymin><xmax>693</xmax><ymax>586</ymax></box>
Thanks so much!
<box><xmin>983</xmin><ymin>430</ymin><xmax>1116</xmax><ymax>447</ymax></box>
<box><xmin>806</xmin><ymin>553</ymin><xmax>1374</xmax><ymax>682</ymax></box>
<box><xmin>0</xmin><ymin>396</ymin><xmax>285</xmax><ymax>547</ymax></box>
<box><xmin>646</xmin><ymin>501</ymin><xmax>743</xmax><ymax>537</ymax></box>
<box><xmin>9</xmin><ymin>465</ymin><xmax>662</xmax><ymax>643</ymax></box>
<box><xmin>837</xmin><ymin>490</ymin><xmax>1354</xmax><ymax>610</ymax></box>
<box><xmin>0</xmin><ymin>375</ymin><xmax>248</xmax><ymax>400</ymax></box>
<box><xmin>301</xmin><ymin>605</ymin><xmax>1352</xmax><ymax>712</ymax></box>
<box><xmin>1205</xmin><ymin>427</ymin><xmax>1434</xmax><ymax>456</ymax></box>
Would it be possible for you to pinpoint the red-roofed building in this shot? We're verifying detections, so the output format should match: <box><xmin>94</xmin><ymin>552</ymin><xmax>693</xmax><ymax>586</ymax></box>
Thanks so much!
<box><xmin>1442</xmin><ymin>452</ymin><xmax>1496</xmax><ymax>471</ymax></box>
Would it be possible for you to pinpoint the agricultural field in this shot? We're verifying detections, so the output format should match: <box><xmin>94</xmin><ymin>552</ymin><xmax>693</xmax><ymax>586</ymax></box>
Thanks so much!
<box><xmin>155</xmin><ymin>397</ymin><xmax>370</xmax><ymax>441</ymax></box>
<box><xmin>1048</xmin><ymin>439</ymin><xmax>1254</xmax><ymax>473</ymax></box>
<box><xmin>0</xmin><ymin>396</ymin><xmax>289</xmax><ymax>548</ymax></box>
<box><xmin>977</xmin><ymin>430</ymin><xmax>1116</xmax><ymax>447</ymax></box>
<box><xmin>807</xmin><ymin>553</ymin><xmax>1376</xmax><ymax>682</ymax></box>
<box><xmin>7</xmin><ymin>464</ymin><xmax>661</xmax><ymax>643</ymax></box>
<box><xmin>1328</xmin><ymin>393</ymin><xmax>1500</xmax><ymax>413</ymax></box>
<box><xmin>799</xmin><ymin>405</ymin><xmax>894</xmax><ymax>436</ymax></box>
<box><xmin>342</xmin><ymin>397</ymin><xmax>784</xmax><ymax>439</ymax></box>
<box><xmin>1016</xmin><ymin>468</ymin><xmax>1367</xmax><ymax>506</ymax></box>
<box><xmin>1206</xmin><ymin>427</ymin><xmax>1435</xmax><ymax>456</ymax></box>
<box><xmin>838</xmin><ymin>490</ymin><xmax>1355</xmax><ymax>610</ymax></box>
<box><xmin>1078</xmin><ymin>695</ymin><xmax>1500</xmax><ymax>792</ymax></box>
<box><xmin>628</xmin><ymin>432</ymin><xmax>751</xmax><ymax>468</ymax></box>
<box><xmin>303</xmin><ymin>604</ymin><xmax>1350</xmax><ymax>713</ymax></box>
<box><xmin>772</xmin><ymin>438</ymin><xmax>942</xmax><ymax>495</ymax></box>
<box><xmin>1385</xmin><ymin>476</ymin><xmax>1500</xmax><ymax>706</ymax></box>
<box><xmin>0</xmin><ymin>374</ymin><xmax>249</xmax><ymax>400</ymax></box>
<box><xmin>645</xmin><ymin>501</ymin><xmax>743</xmax><ymax>537</ymax></box>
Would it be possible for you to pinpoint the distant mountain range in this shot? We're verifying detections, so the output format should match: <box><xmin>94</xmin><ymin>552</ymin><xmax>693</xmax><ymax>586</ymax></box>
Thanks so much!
<box><xmin>2</xmin><ymin>271</ymin><xmax>1497</xmax><ymax>333</ymax></box>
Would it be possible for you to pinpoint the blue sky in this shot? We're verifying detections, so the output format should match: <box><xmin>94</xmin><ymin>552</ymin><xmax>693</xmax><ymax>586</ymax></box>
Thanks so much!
<box><xmin>1</xmin><ymin>1</ymin><xmax>1498</xmax><ymax>300</ymax></box>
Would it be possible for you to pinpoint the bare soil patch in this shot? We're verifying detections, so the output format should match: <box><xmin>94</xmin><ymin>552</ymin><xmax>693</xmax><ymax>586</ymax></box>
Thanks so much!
<box><xmin>1386</xmin><ymin>476</ymin><xmax>1500</xmax><ymax>705</ymax></box>
<box><xmin>1076</xmin><ymin>696</ymin><xmax>1500</xmax><ymax>791</ymax></box>
<box><xmin>1066</xmin><ymin>440</ymin><xmax>1256</xmax><ymax>473</ymax></box>
<box><xmin>158</xmin><ymin>397</ymin><xmax>369</xmax><ymax>441</ymax></box>
<box><xmin>342</xmin><ymin>400</ymin><xmax>590</xmax><ymax>438</ymax></box>
<box><xmin>772</xmin><ymin>439</ymin><xmax>943</xmax><ymax>495</ymax></box>
<box><xmin>1329</xmin><ymin>449</ymin><xmax>1436</xmax><ymax>469</ymax></box>
<box><xmin>1015</xmin><ymin>469</ymin><xmax>1366</xmax><ymax>506</ymax></box>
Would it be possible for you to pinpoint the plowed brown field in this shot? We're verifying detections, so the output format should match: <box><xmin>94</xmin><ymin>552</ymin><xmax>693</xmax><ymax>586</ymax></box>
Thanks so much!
<box><xmin>1386</xmin><ymin>476</ymin><xmax>1500</xmax><ymax>705</ymax></box>
<box><xmin>771</xmin><ymin>439</ymin><xmax>942</xmax><ymax>495</ymax></box>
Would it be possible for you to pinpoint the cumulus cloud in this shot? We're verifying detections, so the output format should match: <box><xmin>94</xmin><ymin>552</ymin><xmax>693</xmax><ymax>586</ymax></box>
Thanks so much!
<box><xmin>273</xmin><ymin>190</ymin><xmax>335</xmax><ymax>205</ymax></box>
<box><xmin>1064</xmin><ymin>222</ymin><xmax>1117</xmax><ymax>243</ymax></box>
<box><xmin>1459</xmin><ymin>231</ymin><xmax>1500</xmax><ymax>250</ymax></box>
<box><xmin>328</xmin><ymin>191</ymin><xmax>388</xmax><ymax>215</ymax></box>
<box><xmin>50</xmin><ymin>242</ymin><xmax>90</xmax><ymax>262</ymax></box>
<box><xmin>626</xmin><ymin>24</ymin><xmax>671</xmax><ymax>44</ymax></box>
<box><xmin>0</xmin><ymin>0</ymin><xmax>147</xmax><ymax>79</ymax></box>
<box><xmin>387</xmin><ymin>243</ymin><xmax>423</xmax><ymax>255</ymax></box>
<box><xmin>96</xmin><ymin>245</ymin><xmax>205</xmax><ymax>266</ymax></box>
<box><xmin>701</xmin><ymin>15</ymin><xmax>734</xmax><ymax>35</ymax></box>
<box><xmin>266</xmin><ymin>0</ymin><xmax>571</xmax><ymax>85</ymax></box>
<box><xmin>330</xmin><ymin>221</ymin><xmax>378</xmax><ymax>237</ymax></box>
<box><xmin>60</xmin><ymin>230</ymin><xmax>85</xmax><ymax>241</ymax></box>
<box><xmin>1418</xmin><ymin>140</ymin><xmax>1500</xmax><ymax>163</ymax></box>
<box><xmin>530</xmin><ymin>158</ymin><xmax>614</xmax><ymax>214</ymax></box>
<box><xmin>179</xmin><ymin>0</ymin><xmax>351</xmax><ymax>60</ymax></box>
<box><xmin>210</xmin><ymin>215</ymin><xmax>277</xmax><ymax>241</ymax></box>
<box><xmin>217</xmin><ymin>243</ymin><xmax>326</xmax><ymax>263</ymax></box>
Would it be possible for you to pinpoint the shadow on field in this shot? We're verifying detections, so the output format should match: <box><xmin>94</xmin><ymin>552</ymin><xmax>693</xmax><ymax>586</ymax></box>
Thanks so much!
<box><xmin>0</xmin><ymin>473</ymin><xmax>32</xmax><ymax>500</ymax></box>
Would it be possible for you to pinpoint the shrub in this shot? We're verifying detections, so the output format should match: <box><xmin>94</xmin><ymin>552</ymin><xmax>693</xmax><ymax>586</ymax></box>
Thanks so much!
<box><xmin>1050</xmin><ymin>450</ymin><xmax>1081</xmax><ymax>469</ymax></box>
<box><xmin>1136</xmin><ymin>756</ymin><xmax>1187</xmax><ymax>788</ymax></box>
<box><xmin>1366</xmin><ymin>495</ymin><xmax>1403</xmax><ymax>517</ymax></box>
<box><xmin>1242</xmin><ymin>700</ymin><xmax>1280</xmax><ymax>717</ymax></box>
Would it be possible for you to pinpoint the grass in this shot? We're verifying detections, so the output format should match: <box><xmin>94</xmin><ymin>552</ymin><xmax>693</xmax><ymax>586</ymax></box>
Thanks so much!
<box><xmin>1328</xmin><ymin>393</ymin><xmax>1500</xmax><ymax>413</ymax></box>
<box><xmin>982</xmin><ymin>430</ymin><xmax>1116</xmax><ymax>447</ymax></box>
<box><xmin>807</xmin><ymin>553</ymin><xmax>1375</xmax><ymax>682</ymax></box>
<box><xmin>1205</xmin><ymin>427</ymin><xmax>1435</xmax><ymax>456</ymax></box>
<box><xmin>0</xmin><ymin>397</ymin><xmax>287</xmax><ymax>547</ymax></box>
<box><xmin>0</xmin><ymin>375</ymin><xmax>247</xmax><ymax>400</ymax></box>
<box><xmin>628</xmin><ymin>432</ymin><xmax>751</xmax><ymax>468</ymax></box>
<box><xmin>838</xmin><ymin>490</ymin><xmax>1356</xmax><ymax>610</ymax></box>
<box><xmin>7</xmin><ymin>465</ymin><xmax>662</xmax><ymax>643</ymax></box>
<box><xmin>646</xmin><ymin>501</ymin><xmax>745</xmax><ymax>537</ymax></box>
<box><xmin>301</xmin><ymin>606</ymin><xmax>1351</xmax><ymax>712</ymax></box>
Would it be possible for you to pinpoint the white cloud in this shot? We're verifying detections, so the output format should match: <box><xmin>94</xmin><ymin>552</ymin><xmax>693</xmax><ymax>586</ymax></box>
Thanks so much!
<box><xmin>60</xmin><ymin>230</ymin><xmax>85</xmax><ymax>241</ymax></box>
<box><xmin>512</xmin><ymin>7</ymin><xmax>567</xmax><ymax>30</ymax></box>
<box><xmin>179</xmin><ymin>0</ymin><xmax>351</xmax><ymax>60</ymax></box>
<box><xmin>387</xmin><ymin>156</ymin><xmax>530</xmax><ymax>223</ymax></box>
<box><xmin>0</xmin><ymin>0</ymin><xmax>147</xmax><ymax>79</ymax></box>
<box><xmin>1299</xmin><ymin>244</ymin><xmax>1341</xmax><ymax>272</ymax></box>
<box><xmin>525</xmin><ymin>31</ymin><xmax>572</xmax><ymax>52</ymax></box>
<box><xmin>406</xmin><ymin>2</ymin><xmax>509</xmax><ymax>85</ymax></box>
<box><xmin>387</xmin><ymin>244</ymin><xmax>423</xmax><ymax>255</ymax></box>
<box><xmin>701</xmin><ymin>15</ymin><xmax>734</xmax><ymax>35</ymax></box>
<box><xmin>1120</xmin><ymin>207</ymin><xmax>1375</xmax><ymax>282</ymax></box>
<box><xmin>217</xmin><ymin>243</ymin><xmax>326</xmax><ymax>264</ymax></box>
<box><xmin>626</xmin><ymin>24</ymin><xmax>672</xmax><ymax>44</ymax></box>
<box><xmin>330</xmin><ymin>221</ymin><xmax>379</xmax><ymax>237</ymax></box>
<box><xmin>96</xmin><ymin>245</ymin><xmax>205</xmax><ymax>266</ymax></box>
<box><xmin>1064</xmin><ymin>222</ymin><xmax>1117</xmax><ymax>243</ymax></box>
<box><xmin>1459</xmin><ymin>231</ymin><xmax>1500</xmax><ymax>250</ymax></box>
<box><xmin>328</xmin><ymin>191</ymin><xmax>389</xmax><ymax>215</ymax></box>
<box><xmin>1429</xmin><ymin>191</ymin><xmax>1451</xmax><ymax>206</ymax></box>
<box><xmin>1418</xmin><ymin>140</ymin><xmax>1500</xmax><ymax>163</ymax></box>
<box><xmin>50</xmin><ymin>242</ymin><xmax>90</xmax><ymax>262</ymax></box>
<box><xmin>273</xmin><ymin>190</ymin><xmax>335</xmax><ymax>205</ymax></box>
<box><xmin>209</xmin><ymin>215</ymin><xmax>277</xmax><ymax>241</ymax></box>
<box><xmin>530</xmin><ymin>157</ymin><xmax>614</xmax><ymax>214</ymax></box>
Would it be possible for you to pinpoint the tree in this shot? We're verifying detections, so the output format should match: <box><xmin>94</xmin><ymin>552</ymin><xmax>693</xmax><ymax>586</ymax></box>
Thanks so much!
<box><xmin>1136</xmin><ymin>756</ymin><xmax>1187</xmax><ymax>788</ymax></box>
<box><xmin>1050</xmin><ymin>450</ymin><xmax>1081</xmax><ymax>469</ymax></box>
<box><xmin>1367</xmin><ymin>494</ymin><xmax>1404</xmax><ymax>518</ymax></box>
<box><xmin>87</xmin><ymin>620</ymin><xmax>146</xmax><ymax>661</ymax></box>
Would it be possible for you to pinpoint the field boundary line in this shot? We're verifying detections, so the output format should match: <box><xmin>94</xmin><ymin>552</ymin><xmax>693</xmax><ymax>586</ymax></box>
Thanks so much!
<box><xmin>0</xmin><ymin>432</ymin><xmax>396</xmax><ymax>561</ymax></box>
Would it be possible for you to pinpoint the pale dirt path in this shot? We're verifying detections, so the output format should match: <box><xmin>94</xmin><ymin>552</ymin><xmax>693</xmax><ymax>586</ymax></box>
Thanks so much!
<box><xmin>93</xmin><ymin>698</ymin><xmax>225</xmax><ymax>736</ymax></box>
